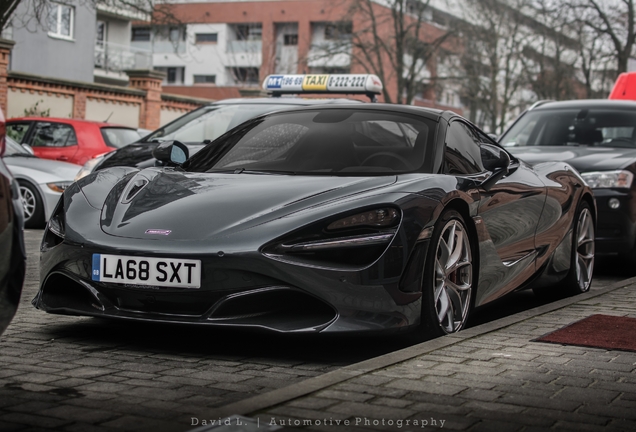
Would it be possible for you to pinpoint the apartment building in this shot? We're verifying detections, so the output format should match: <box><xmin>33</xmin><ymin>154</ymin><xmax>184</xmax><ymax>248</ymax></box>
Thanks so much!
<box><xmin>7</xmin><ymin>0</ymin><xmax>150</xmax><ymax>85</ymax></box>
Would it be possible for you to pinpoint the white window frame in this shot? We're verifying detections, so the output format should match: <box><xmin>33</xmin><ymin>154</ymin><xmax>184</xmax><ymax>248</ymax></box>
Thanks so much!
<box><xmin>48</xmin><ymin>3</ymin><xmax>74</xmax><ymax>41</ymax></box>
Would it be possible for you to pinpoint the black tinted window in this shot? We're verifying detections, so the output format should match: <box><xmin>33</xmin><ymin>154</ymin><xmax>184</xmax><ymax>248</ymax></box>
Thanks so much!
<box><xmin>185</xmin><ymin>109</ymin><xmax>435</xmax><ymax>175</ymax></box>
<box><xmin>444</xmin><ymin>121</ymin><xmax>484</xmax><ymax>174</ymax></box>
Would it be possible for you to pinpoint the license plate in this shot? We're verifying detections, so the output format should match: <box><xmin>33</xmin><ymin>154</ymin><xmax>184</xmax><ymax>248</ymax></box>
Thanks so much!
<box><xmin>92</xmin><ymin>254</ymin><xmax>201</xmax><ymax>289</ymax></box>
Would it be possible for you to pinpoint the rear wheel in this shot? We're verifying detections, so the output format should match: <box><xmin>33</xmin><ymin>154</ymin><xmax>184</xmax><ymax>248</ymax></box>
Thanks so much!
<box><xmin>420</xmin><ymin>210</ymin><xmax>474</xmax><ymax>337</ymax></box>
<box><xmin>563</xmin><ymin>201</ymin><xmax>595</xmax><ymax>294</ymax></box>
<box><xmin>18</xmin><ymin>180</ymin><xmax>45</xmax><ymax>229</ymax></box>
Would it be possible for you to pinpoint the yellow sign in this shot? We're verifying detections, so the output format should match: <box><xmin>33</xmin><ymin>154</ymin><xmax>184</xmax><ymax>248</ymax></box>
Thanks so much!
<box><xmin>302</xmin><ymin>75</ymin><xmax>329</xmax><ymax>91</ymax></box>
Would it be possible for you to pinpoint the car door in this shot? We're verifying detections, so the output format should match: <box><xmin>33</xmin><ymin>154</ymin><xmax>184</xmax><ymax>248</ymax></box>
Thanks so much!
<box><xmin>29</xmin><ymin>121</ymin><xmax>79</xmax><ymax>162</ymax></box>
<box><xmin>443</xmin><ymin>120</ymin><xmax>546</xmax><ymax>305</ymax></box>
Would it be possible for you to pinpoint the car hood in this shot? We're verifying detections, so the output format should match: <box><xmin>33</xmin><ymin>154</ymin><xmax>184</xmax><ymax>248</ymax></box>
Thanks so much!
<box><xmin>509</xmin><ymin>146</ymin><xmax>636</xmax><ymax>172</ymax></box>
<box><xmin>4</xmin><ymin>156</ymin><xmax>81</xmax><ymax>181</ymax></box>
<box><xmin>100</xmin><ymin>169</ymin><xmax>397</xmax><ymax>240</ymax></box>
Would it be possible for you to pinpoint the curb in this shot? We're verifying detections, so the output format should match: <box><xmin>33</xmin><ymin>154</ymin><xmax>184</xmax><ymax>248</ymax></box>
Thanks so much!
<box><xmin>211</xmin><ymin>276</ymin><xmax>636</xmax><ymax>418</ymax></box>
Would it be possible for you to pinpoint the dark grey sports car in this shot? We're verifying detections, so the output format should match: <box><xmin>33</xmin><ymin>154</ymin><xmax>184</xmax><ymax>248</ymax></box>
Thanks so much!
<box><xmin>34</xmin><ymin>105</ymin><xmax>595</xmax><ymax>336</ymax></box>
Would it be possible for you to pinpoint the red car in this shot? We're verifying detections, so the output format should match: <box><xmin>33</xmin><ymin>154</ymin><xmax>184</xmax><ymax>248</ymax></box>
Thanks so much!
<box><xmin>609</xmin><ymin>72</ymin><xmax>636</xmax><ymax>100</ymax></box>
<box><xmin>6</xmin><ymin>117</ymin><xmax>141</xmax><ymax>165</ymax></box>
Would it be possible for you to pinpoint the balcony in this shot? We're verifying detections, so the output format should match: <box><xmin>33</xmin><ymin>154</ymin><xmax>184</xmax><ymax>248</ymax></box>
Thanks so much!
<box><xmin>226</xmin><ymin>40</ymin><xmax>262</xmax><ymax>54</ymax></box>
<box><xmin>95</xmin><ymin>41</ymin><xmax>153</xmax><ymax>73</ymax></box>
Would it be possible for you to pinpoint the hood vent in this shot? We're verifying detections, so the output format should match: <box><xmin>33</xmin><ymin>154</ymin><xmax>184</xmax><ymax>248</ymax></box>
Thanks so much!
<box><xmin>121</xmin><ymin>178</ymin><xmax>149</xmax><ymax>204</ymax></box>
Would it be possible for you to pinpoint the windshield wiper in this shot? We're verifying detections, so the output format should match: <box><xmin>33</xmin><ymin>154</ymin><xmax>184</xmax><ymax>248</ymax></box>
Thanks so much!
<box><xmin>241</xmin><ymin>169</ymin><xmax>296</xmax><ymax>175</ymax></box>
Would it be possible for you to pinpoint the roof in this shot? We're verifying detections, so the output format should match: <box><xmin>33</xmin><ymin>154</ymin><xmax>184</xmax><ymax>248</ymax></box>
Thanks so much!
<box><xmin>531</xmin><ymin>99</ymin><xmax>636</xmax><ymax>110</ymax></box>
<box><xmin>7</xmin><ymin>117</ymin><xmax>136</xmax><ymax>129</ymax></box>
<box><xmin>211</xmin><ymin>97</ymin><xmax>364</xmax><ymax>106</ymax></box>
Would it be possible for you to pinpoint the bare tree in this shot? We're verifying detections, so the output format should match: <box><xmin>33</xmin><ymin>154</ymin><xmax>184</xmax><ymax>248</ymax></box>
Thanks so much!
<box><xmin>308</xmin><ymin>0</ymin><xmax>453</xmax><ymax>104</ymax></box>
<box><xmin>458</xmin><ymin>0</ymin><xmax>531</xmax><ymax>133</ymax></box>
<box><xmin>574</xmin><ymin>0</ymin><xmax>635</xmax><ymax>77</ymax></box>
<box><xmin>521</xmin><ymin>0</ymin><xmax>580</xmax><ymax>100</ymax></box>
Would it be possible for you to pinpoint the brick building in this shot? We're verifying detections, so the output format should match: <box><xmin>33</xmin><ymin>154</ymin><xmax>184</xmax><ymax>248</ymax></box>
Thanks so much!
<box><xmin>134</xmin><ymin>0</ymin><xmax>461</xmax><ymax>110</ymax></box>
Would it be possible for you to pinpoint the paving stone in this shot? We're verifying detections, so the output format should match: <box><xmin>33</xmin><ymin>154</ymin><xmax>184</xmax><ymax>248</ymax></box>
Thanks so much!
<box><xmin>288</xmin><ymin>397</ymin><xmax>340</xmax><ymax>410</ymax></box>
<box><xmin>38</xmin><ymin>404</ymin><xmax>117</xmax><ymax>423</ymax></box>
<box><xmin>385</xmin><ymin>378</ymin><xmax>466</xmax><ymax>395</ymax></box>
<box><xmin>314</xmin><ymin>389</ymin><xmax>374</xmax><ymax>402</ymax></box>
<box><xmin>327</xmin><ymin>401</ymin><xmax>415</xmax><ymax>419</ymax></box>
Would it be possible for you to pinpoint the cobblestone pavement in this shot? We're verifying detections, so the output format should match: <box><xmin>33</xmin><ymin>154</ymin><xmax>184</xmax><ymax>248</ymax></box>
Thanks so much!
<box><xmin>0</xmin><ymin>230</ymin><xmax>629</xmax><ymax>432</ymax></box>
<box><xmin>253</xmin><ymin>282</ymin><xmax>636</xmax><ymax>431</ymax></box>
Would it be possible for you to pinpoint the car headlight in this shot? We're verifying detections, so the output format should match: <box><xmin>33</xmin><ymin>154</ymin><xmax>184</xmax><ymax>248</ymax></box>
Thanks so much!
<box><xmin>46</xmin><ymin>182</ymin><xmax>73</xmax><ymax>193</ymax></box>
<box><xmin>580</xmin><ymin>170</ymin><xmax>634</xmax><ymax>189</ymax></box>
<box><xmin>75</xmin><ymin>155</ymin><xmax>106</xmax><ymax>181</ymax></box>
<box><xmin>42</xmin><ymin>199</ymin><xmax>65</xmax><ymax>250</ymax></box>
<box><xmin>262</xmin><ymin>207</ymin><xmax>401</xmax><ymax>268</ymax></box>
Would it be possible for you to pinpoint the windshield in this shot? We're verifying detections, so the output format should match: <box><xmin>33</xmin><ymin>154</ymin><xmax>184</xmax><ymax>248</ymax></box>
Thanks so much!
<box><xmin>500</xmin><ymin>108</ymin><xmax>636</xmax><ymax>148</ymax></box>
<box><xmin>143</xmin><ymin>104</ymin><xmax>295</xmax><ymax>143</ymax></box>
<box><xmin>101</xmin><ymin>127</ymin><xmax>142</xmax><ymax>148</ymax></box>
<box><xmin>4</xmin><ymin>136</ymin><xmax>31</xmax><ymax>156</ymax></box>
<box><xmin>184</xmin><ymin>109</ymin><xmax>434</xmax><ymax>175</ymax></box>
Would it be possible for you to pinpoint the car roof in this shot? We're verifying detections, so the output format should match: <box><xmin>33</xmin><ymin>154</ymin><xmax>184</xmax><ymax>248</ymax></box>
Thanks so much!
<box><xmin>248</xmin><ymin>102</ymin><xmax>446</xmax><ymax>122</ymax></box>
<box><xmin>8</xmin><ymin>117</ymin><xmax>135</xmax><ymax>128</ymax></box>
<box><xmin>531</xmin><ymin>99</ymin><xmax>636</xmax><ymax>111</ymax></box>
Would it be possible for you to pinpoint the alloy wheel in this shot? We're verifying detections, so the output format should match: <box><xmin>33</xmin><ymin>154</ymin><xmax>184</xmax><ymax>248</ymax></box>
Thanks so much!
<box><xmin>575</xmin><ymin>208</ymin><xmax>595</xmax><ymax>292</ymax></box>
<box><xmin>433</xmin><ymin>219</ymin><xmax>473</xmax><ymax>333</ymax></box>
<box><xmin>19</xmin><ymin>185</ymin><xmax>36</xmax><ymax>220</ymax></box>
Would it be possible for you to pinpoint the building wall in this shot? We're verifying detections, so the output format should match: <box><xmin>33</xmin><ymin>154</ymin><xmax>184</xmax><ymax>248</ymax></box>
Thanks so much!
<box><xmin>10</xmin><ymin>1</ymin><xmax>96</xmax><ymax>83</ymax></box>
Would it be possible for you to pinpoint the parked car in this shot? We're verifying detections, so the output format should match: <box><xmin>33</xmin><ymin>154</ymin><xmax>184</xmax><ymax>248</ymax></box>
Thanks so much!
<box><xmin>6</xmin><ymin>117</ymin><xmax>141</xmax><ymax>166</ymax></box>
<box><xmin>499</xmin><ymin>99</ymin><xmax>636</xmax><ymax>262</ymax></box>
<box><xmin>75</xmin><ymin>73</ymin><xmax>380</xmax><ymax>180</ymax></box>
<box><xmin>0</xmin><ymin>107</ymin><xmax>26</xmax><ymax>336</ymax></box>
<box><xmin>34</xmin><ymin>104</ymin><xmax>594</xmax><ymax>337</ymax></box>
<box><xmin>3</xmin><ymin>137</ymin><xmax>80</xmax><ymax>228</ymax></box>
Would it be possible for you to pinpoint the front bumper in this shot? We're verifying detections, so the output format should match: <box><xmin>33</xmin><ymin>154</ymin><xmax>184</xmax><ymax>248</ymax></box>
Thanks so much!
<box><xmin>34</xmin><ymin>231</ymin><xmax>426</xmax><ymax>334</ymax></box>
<box><xmin>593</xmin><ymin>189</ymin><xmax>636</xmax><ymax>254</ymax></box>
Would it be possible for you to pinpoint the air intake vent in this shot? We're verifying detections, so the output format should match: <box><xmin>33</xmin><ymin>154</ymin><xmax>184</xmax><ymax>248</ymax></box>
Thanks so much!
<box><xmin>122</xmin><ymin>178</ymin><xmax>148</xmax><ymax>203</ymax></box>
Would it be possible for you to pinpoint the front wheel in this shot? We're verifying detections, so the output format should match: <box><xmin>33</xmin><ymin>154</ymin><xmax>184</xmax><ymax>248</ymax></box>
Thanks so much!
<box><xmin>420</xmin><ymin>210</ymin><xmax>474</xmax><ymax>337</ymax></box>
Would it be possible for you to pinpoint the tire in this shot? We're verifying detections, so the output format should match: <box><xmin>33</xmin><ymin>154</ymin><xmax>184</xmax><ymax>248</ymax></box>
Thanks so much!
<box><xmin>420</xmin><ymin>209</ymin><xmax>475</xmax><ymax>338</ymax></box>
<box><xmin>561</xmin><ymin>201</ymin><xmax>595</xmax><ymax>295</ymax></box>
<box><xmin>18</xmin><ymin>180</ymin><xmax>45</xmax><ymax>229</ymax></box>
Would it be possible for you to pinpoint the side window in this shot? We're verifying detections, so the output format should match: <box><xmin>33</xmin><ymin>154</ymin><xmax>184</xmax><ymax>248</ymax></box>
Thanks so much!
<box><xmin>444</xmin><ymin>121</ymin><xmax>484</xmax><ymax>174</ymax></box>
<box><xmin>6</xmin><ymin>123</ymin><xmax>31</xmax><ymax>143</ymax></box>
<box><xmin>31</xmin><ymin>123</ymin><xmax>78</xmax><ymax>147</ymax></box>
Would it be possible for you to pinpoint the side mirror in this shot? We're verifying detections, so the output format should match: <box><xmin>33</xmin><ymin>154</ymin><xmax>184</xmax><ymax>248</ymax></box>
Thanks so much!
<box><xmin>152</xmin><ymin>140</ymin><xmax>189</xmax><ymax>166</ymax></box>
<box><xmin>480</xmin><ymin>144</ymin><xmax>510</xmax><ymax>191</ymax></box>
<box><xmin>21</xmin><ymin>144</ymin><xmax>34</xmax><ymax>155</ymax></box>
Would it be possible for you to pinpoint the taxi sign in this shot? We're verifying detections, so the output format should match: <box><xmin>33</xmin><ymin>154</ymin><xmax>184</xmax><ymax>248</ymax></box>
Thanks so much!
<box><xmin>263</xmin><ymin>74</ymin><xmax>383</xmax><ymax>101</ymax></box>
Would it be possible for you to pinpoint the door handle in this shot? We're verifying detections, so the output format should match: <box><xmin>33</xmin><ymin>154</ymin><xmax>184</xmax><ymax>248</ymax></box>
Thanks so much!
<box><xmin>57</xmin><ymin>156</ymin><xmax>69</xmax><ymax>161</ymax></box>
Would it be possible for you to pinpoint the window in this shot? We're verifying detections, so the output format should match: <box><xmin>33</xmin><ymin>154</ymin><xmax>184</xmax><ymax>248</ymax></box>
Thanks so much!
<box><xmin>96</xmin><ymin>21</ymin><xmax>107</xmax><ymax>47</ymax></box>
<box><xmin>101</xmin><ymin>128</ymin><xmax>141</xmax><ymax>149</ymax></box>
<box><xmin>284</xmin><ymin>34</ymin><xmax>298</xmax><ymax>46</ymax></box>
<box><xmin>324</xmin><ymin>22</ymin><xmax>352</xmax><ymax>40</ymax></box>
<box><xmin>31</xmin><ymin>123</ymin><xmax>77</xmax><ymax>148</ymax></box>
<box><xmin>154</xmin><ymin>67</ymin><xmax>185</xmax><ymax>84</ymax></box>
<box><xmin>185</xmin><ymin>109</ymin><xmax>434</xmax><ymax>175</ymax></box>
<box><xmin>235</xmin><ymin>24</ymin><xmax>262</xmax><ymax>41</ymax></box>
<box><xmin>168</xmin><ymin>27</ymin><xmax>185</xmax><ymax>42</ymax></box>
<box><xmin>444</xmin><ymin>121</ymin><xmax>484</xmax><ymax>174</ymax></box>
<box><xmin>6</xmin><ymin>123</ymin><xmax>31</xmax><ymax>143</ymax></box>
<box><xmin>193</xmin><ymin>75</ymin><xmax>216</xmax><ymax>84</ymax></box>
<box><xmin>195</xmin><ymin>33</ymin><xmax>218</xmax><ymax>44</ymax></box>
<box><xmin>230</xmin><ymin>67</ymin><xmax>260</xmax><ymax>85</ymax></box>
<box><xmin>132</xmin><ymin>27</ymin><xmax>151</xmax><ymax>42</ymax></box>
<box><xmin>48</xmin><ymin>3</ymin><xmax>74</xmax><ymax>39</ymax></box>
